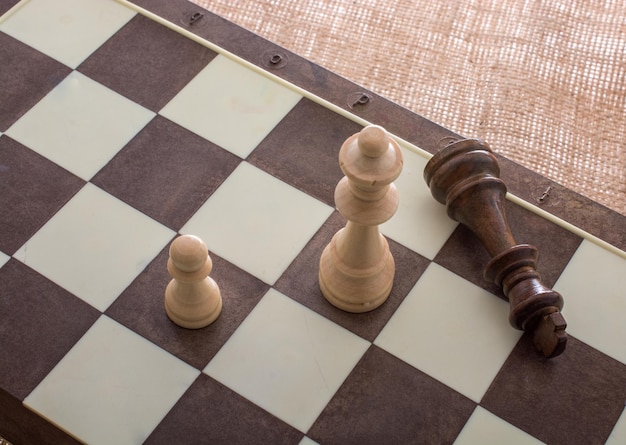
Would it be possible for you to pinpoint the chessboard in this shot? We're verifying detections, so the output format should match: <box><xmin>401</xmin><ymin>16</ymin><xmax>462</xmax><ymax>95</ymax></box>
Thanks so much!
<box><xmin>1</xmin><ymin>0</ymin><xmax>625</xmax><ymax>444</ymax></box>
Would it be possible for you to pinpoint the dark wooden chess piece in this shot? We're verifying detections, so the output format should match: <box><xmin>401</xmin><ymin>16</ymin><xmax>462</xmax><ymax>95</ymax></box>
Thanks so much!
<box><xmin>424</xmin><ymin>139</ymin><xmax>567</xmax><ymax>358</ymax></box>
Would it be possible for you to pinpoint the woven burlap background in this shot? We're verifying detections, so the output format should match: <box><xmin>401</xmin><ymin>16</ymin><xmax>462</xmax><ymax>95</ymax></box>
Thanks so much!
<box><xmin>191</xmin><ymin>0</ymin><xmax>626</xmax><ymax>215</ymax></box>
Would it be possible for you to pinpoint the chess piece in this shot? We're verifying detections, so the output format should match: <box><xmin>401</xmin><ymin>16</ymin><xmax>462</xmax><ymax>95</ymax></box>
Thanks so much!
<box><xmin>423</xmin><ymin>138</ymin><xmax>567</xmax><ymax>358</ymax></box>
<box><xmin>165</xmin><ymin>234</ymin><xmax>222</xmax><ymax>328</ymax></box>
<box><xmin>319</xmin><ymin>125</ymin><xmax>403</xmax><ymax>312</ymax></box>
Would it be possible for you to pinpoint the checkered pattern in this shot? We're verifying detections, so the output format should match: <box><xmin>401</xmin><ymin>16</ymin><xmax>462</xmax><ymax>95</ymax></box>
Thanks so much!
<box><xmin>0</xmin><ymin>1</ymin><xmax>625</xmax><ymax>444</ymax></box>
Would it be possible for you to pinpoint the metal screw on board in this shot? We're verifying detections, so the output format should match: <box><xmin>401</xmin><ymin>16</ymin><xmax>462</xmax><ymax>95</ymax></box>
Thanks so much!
<box><xmin>188</xmin><ymin>12</ymin><xmax>204</xmax><ymax>25</ymax></box>
<box><xmin>347</xmin><ymin>92</ymin><xmax>371</xmax><ymax>109</ymax></box>
<box><xmin>538</xmin><ymin>186</ymin><xmax>552</xmax><ymax>203</ymax></box>
<box><xmin>269</xmin><ymin>54</ymin><xmax>283</xmax><ymax>65</ymax></box>
<box><xmin>353</xmin><ymin>94</ymin><xmax>370</xmax><ymax>107</ymax></box>
<box><xmin>263</xmin><ymin>51</ymin><xmax>289</xmax><ymax>69</ymax></box>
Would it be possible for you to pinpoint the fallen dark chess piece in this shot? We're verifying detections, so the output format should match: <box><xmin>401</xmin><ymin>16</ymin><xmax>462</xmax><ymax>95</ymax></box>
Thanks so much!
<box><xmin>424</xmin><ymin>138</ymin><xmax>567</xmax><ymax>358</ymax></box>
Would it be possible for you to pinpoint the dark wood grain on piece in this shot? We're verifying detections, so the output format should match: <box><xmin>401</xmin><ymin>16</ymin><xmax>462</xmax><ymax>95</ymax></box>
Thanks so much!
<box><xmin>424</xmin><ymin>139</ymin><xmax>568</xmax><ymax>358</ymax></box>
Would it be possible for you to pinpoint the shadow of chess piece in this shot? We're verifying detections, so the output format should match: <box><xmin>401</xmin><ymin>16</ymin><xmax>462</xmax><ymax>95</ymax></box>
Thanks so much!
<box><xmin>319</xmin><ymin>125</ymin><xmax>403</xmax><ymax>312</ymax></box>
<box><xmin>424</xmin><ymin>139</ymin><xmax>567</xmax><ymax>358</ymax></box>
<box><xmin>165</xmin><ymin>234</ymin><xmax>222</xmax><ymax>328</ymax></box>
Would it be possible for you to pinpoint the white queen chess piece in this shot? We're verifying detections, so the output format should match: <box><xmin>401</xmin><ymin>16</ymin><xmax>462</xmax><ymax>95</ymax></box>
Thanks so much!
<box><xmin>319</xmin><ymin>124</ymin><xmax>403</xmax><ymax>312</ymax></box>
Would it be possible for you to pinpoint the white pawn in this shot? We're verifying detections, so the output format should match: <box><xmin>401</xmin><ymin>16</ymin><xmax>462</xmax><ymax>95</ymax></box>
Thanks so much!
<box><xmin>165</xmin><ymin>235</ymin><xmax>222</xmax><ymax>328</ymax></box>
<box><xmin>319</xmin><ymin>125</ymin><xmax>403</xmax><ymax>312</ymax></box>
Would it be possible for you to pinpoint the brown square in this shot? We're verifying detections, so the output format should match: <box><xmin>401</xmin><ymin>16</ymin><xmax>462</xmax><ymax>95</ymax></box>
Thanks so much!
<box><xmin>481</xmin><ymin>334</ymin><xmax>626</xmax><ymax>445</ymax></box>
<box><xmin>0</xmin><ymin>32</ymin><xmax>71</xmax><ymax>131</ymax></box>
<box><xmin>308</xmin><ymin>345</ymin><xmax>476</xmax><ymax>444</ymax></box>
<box><xmin>0</xmin><ymin>137</ymin><xmax>84</xmax><ymax>254</ymax></box>
<box><xmin>106</xmin><ymin>241</ymin><xmax>270</xmax><ymax>370</ymax></box>
<box><xmin>92</xmin><ymin>116</ymin><xmax>240</xmax><ymax>231</ymax></box>
<box><xmin>145</xmin><ymin>374</ymin><xmax>303</xmax><ymax>444</ymax></box>
<box><xmin>78</xmin><ymin>14</ymin><xmax>217</xmax><ymax>112</ymax></box>
<box><xmin>0</xmin><ymin>260</ymin><xmax>100</xmax><ymax>400</ymax></box>
<box><xmin>248</xmin><ymin>98</ymin><xmax>363</xmax><ymax>206</ymax></box>
<box><xmin>275</xmin><ymin>211</ymin><xmax>431</xmax><ymax>342</ymax></box>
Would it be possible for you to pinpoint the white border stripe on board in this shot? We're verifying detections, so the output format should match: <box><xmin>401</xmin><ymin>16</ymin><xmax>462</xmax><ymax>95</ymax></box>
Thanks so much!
<box><xmin>0</xmin><ymin>0</ymin><xmax>29</xmax><ymax>24</ymax></box>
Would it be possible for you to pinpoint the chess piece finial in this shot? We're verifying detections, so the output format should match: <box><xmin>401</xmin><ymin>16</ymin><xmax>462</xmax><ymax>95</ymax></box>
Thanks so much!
<box><xmin>319</xmin><ymin>125</ymin><xmax>403</xmax><ymax>312</ymax></box>
<box><xmin>424</xmin><ymin>139</ymin><xmax>567</xmax><ymax>358</ymax></box>
<box><xmin>165</xmin><ymin>234</ymin><xmax>222</xmax><ymax>328</ymax></box>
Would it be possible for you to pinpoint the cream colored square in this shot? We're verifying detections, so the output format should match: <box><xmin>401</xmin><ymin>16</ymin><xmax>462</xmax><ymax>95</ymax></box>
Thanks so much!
<box><xmin>554</xmin><ymin>240</ymin><xmax>626</xmax><ymax>364</ymax></box>
<box><xmin>6</xmin><ymin>71</ymin><xmax>155</xmax><ymax>181</ymax></box>
<box><xmin>375</xmin><ymin>263</ymin><xmax>521</xmax><ymax>402</ymax></box>
<box><xmin>14</xmin><ymin>184</ymin><xmax>174</xmax><ymax>311</ymax></box>
<box><xmin>25</xmin><ymin>316</ymin><xmax>199</xmax><ymax>445</ymax></box>
<box><xmin>0</xmin><ymin>251</ymin><xmax>9</xmax><ymax>269</ymax></box>
<box><xmin>454</xmin><ymin>407</ymin><xmax>545</xmax><ymax>445</ymax></box>
<box><xmin>381</xmin><ymin>146</ymin><xmax>458</xmax><ymax>259</ymax></box>
<box><xmin>181</xmin><ymin>161</ymin><xmax>333</xmax><ymax>284</ymax></box>
<box><xmin>160</xmin><ymin>54</ymin><xmax>302</xmax><ymax>158</ymax></box>
<box><xmin>0</xmin><ymin>0</ymin><xmax>135</xmax><ymax>68</ymax></box>
<box><xmin>204</xmin><ymin>289</ymin><xmax>370</xmax><ymax>433</ymax></box>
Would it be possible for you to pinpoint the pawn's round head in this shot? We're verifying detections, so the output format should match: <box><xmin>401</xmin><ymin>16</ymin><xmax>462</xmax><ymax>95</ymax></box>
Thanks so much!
<box><xmin>169</xmin><ymin>234</ymin><xmax>210</xmax><ymax>273</ymax></box>
<box><xmin>357</xmin><ymin>125</ymin><xmax>389</xmax><ymax>158</ymax></box>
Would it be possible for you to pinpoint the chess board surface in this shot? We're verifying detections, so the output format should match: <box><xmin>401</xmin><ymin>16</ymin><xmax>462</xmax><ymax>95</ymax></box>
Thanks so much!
<box><xmin>1</xmin><ymin>1</ymin><xmax>625</xmax><ymax>444</ymax></box>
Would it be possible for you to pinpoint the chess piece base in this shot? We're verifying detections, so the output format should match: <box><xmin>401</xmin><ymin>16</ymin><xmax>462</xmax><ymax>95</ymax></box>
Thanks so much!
<box><xmin>319</xmin><ymin>227</ymin><xmax>394</xmax><ymax>313</ymax></box>
<box><xmin>165</xmin><ymin>277</ymin><xmax>222</xmax><ymax>329</ymax></box>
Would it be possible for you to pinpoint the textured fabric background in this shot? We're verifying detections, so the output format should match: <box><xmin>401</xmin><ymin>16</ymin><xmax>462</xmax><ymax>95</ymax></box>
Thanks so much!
<box><xmin>191</xmin><ymin>0</ymin><xmax>626</xmax><ymax>215</ymax></box>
